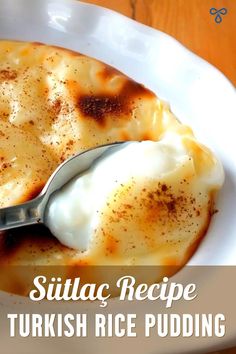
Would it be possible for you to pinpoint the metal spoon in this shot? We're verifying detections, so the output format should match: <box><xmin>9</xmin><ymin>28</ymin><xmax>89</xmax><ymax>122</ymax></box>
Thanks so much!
<box><xmin>0</xmin><ymin>142</ymin><xmax>126</xmax><ymax>232</ymax></box>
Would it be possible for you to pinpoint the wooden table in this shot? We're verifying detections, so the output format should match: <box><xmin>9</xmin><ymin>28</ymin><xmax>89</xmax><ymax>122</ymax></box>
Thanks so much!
<box><xmin>82</xmin><ymin>0</ymin><xmax>236</xmax><ymax>86</ymax></box>
<box><xmin>82</xmin><ymin>1</ymin><xmax>235</xmax><ymax>353</ymax></box>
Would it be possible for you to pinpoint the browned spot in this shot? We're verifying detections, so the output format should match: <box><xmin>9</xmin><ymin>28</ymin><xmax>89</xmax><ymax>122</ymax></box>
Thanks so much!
<box><xmin>31</xmin><ymin>41</ymin><xmax>44</xmax><ymax>47</ymax></box>
<box><xmin>23</xmin><ymin>183</ymin><xmax>45</xmax><ymax>201</ymax></box>
<box><xmin>98</xmin><ymin>65</ymin><xmax>121</xmax><ymax>81</ymax></box>
<box><xmin>0</xmin><ymin>69</ymin><xmax>17</xmax><ymax>81</ymax></box>
<box><xmin>77</xmin><ymin>79</ymin><xmax>155</xmax><ymax>126</ymax></box>
<box><xmin>142</xmin><ymin>133</ymin><xmax>154</xmax><ymax>141</ymax></box>
<box><xmin>78</xmin><ymin>95</ymin><xmax>124</xmax><ymax>126</ymax></box>
<box><xmin>122</xmin><ymin>79</ymin><xmax>156</xmax><ymax>101</ymax></box>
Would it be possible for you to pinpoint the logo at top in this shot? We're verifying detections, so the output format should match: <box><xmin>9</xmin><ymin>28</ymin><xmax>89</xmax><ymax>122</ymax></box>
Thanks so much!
<box><xmin>210</xmin><ymin>8</ymin><xmax>227</xmax><ymax>23</ymax></box>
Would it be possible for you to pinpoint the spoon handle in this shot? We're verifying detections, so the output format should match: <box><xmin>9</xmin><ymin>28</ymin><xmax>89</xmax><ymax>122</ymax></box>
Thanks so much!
<box><xmin>0</xmin><ymin>195</ymin><xmax>44</xmax><ymax>231</ymax></box>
